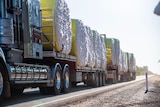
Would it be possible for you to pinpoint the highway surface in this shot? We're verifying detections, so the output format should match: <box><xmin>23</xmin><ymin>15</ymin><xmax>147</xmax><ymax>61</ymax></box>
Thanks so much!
<box><xmin>0</xmin><ymin>75</ymin><xmax>152</xmax><ymax>107</ymax></box>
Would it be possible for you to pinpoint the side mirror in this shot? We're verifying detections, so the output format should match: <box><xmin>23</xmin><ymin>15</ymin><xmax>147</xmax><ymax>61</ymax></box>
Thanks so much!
<box><xmin>154</xmin><ymin>2</ymin><xmax>160</xmax><ymax>15</ymax></box>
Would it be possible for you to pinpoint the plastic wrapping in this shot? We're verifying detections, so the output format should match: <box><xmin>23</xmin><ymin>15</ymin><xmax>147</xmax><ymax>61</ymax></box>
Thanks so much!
<box><xmin>92</xmin><ymin>30</ymin><xmax>101</xmax><ymax>68</ymax></box>
<box><xmin>85</xmin><ymin>26</ymin><xmax>95</xmax><ymax>67</ymax></box>
<box><xmin>41</xmin><ymin>0</ymin><xmax>72</xmax><ymax>54</ymax></box>
<box><xmin>100</xmin><ymin>36</ymin><xmax>107</xmax><ymax>69</ymax></box>
<box><xmin>113</xmin><ymin>39</ymin><xmax>120</xmax><ymax>66</ymax></box>
<box><xmin>70</xmin><ymin>19</ymin><xmax>88</xmax><ymax>67</ymax></box>
<box><xmin>106</xmin><ymin>38</ymin><xmax>115</xmax><ymax>65</ymax></box>
<box><xmin>122</xmin><ymin>52</ymin><xmax>128</xmax><ymax>72</ymax></box>
<box><xmin>127</xmin><ymin>53</ymin><xmax>136</xmax><ymax>72</ymax></box>
<box><xmin>105</xmin><ymin>38</ymin><xmax>120</xmax><ymax>66</ymax></box>
<box><xmin>119</xmin><ymin>50</ymin><xmax>123</xmax><ymax>71</ymax></box>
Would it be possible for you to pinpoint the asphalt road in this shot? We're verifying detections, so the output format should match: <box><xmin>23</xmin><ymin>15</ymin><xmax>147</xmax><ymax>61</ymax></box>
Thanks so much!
<box><xmin>0</xmin><ymin>75</ymin><xmax>150</xmax><ymax>107</ymax></box>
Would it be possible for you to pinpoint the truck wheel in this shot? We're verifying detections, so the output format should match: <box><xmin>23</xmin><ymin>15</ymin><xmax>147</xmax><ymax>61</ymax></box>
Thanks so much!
<box><xmin>94</xmin><ymin>72</ymin><xmax>99</xmax><ymax>87</ymax></box>
<box><xmin>99</xmin><ymin>72</ymin><xmax>103</xmax><ymax>87</ymax></box>
<box><xmin>61</xmin><ymin>67</ymin><xmax>70</xmax><ymax>93</ymax></box>
<box><xmin>0</xmin><ymin>63</ymin><xmax>10</xmax><ymax>100</ymax></box>
<box><xmin>53</xmin><ymin>67</ymin><xmax>62</xmax><ymax>94</ymax></box>
<box><xmin>102</xmin><ymin>72</ymin><xmax>106</xmax><ymax>86</ymax></box>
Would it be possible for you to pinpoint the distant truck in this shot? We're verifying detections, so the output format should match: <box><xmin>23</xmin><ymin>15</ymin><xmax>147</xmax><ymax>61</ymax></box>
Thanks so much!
<box><xmin>105</xmin><ymin>38</ymin><xmax>136</xmax><ymax>83</ymax></box>
<box><xmin>0</xmin><ymin>0</ymin><xmax>135</xmax><ymax>100</ymax></box>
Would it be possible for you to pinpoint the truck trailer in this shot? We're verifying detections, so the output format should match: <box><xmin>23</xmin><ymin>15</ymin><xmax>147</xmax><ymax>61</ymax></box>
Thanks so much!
<box><xmin>105</xmin><ymin>38</ymin><xmax>136</xmax><ymax>83</ymax></box>
<box><xmin>0</xmin><ymin>0</ymin><xmax>135</xmax><ymax>100</ymax></box>
<box><xmin>0</xmin><ymin>0</ymin><xmax>107</xmax><ymax>99</ymax></box>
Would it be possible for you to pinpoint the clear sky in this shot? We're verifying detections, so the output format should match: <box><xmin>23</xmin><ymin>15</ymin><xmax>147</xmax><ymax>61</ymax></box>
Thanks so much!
<box><xmin>65</xmin><ymin>0</ymin><xmax>160</xmax><ymax>74</ymax></box>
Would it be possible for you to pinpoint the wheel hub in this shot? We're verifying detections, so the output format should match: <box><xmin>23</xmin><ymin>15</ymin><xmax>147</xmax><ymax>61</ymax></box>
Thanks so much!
<box><xmin>56</xmin><ymin>71</ymin><xmax>61</xmax><ymax>89</ymax></box>
<box><xmin>65</xmin><ymin>72</ymin><xmax>69</xmax><ymax>88</ymax></box>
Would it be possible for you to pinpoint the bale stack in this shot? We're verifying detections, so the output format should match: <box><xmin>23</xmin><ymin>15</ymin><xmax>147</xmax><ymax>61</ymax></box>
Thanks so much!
<box><xmin>122</xmin><ymin>52</ymin><xmax>128</xmax><ymax>72</ymax></box>
<box><xmin>85</xmin><ymin>26</ymin><xmax>95</xmax><ymax>68</ymax></box>
<box><xmin>118</xmin><ymin>50</ymin><xmax>123</xmax><ymax>71</ymax></box>
<box><xmin>100</xmin><ymin>36</ymin><xmax>107</xmax><ymax>69</ymax></box>
<box><xmin>92</xmin><ymin>30</ymin><xmax>101</xmax><ymax>68</ymax></box>
<box><xmin>113</xmin><ymin>39</ymin><xmax>120</xmax><ymax>66</ymax></box>
<box><xmin>105</xmin><ymin>38</ymin><xmax>120</xmax><ymax>67</ymax></box>
<box><xmin>70</xmin><ymin>19</ymin><xmax>88</xmax><ymax>67</ymax></box>
<box><xmin>40</xmin><ymin>0</ymin><xmax>72</xmax><ymax>54</ymax></box>
<box><xmin>127</xmin><ymin>53</ymin><xmax>136</xmax><ymax>72</ymax></box>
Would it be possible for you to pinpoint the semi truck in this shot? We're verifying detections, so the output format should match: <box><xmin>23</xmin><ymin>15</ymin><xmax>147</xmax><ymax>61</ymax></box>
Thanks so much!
<box><xmin>0</xmin><ymin>0</ymin><xmax>136</xmax><ymax>100</ymax></box>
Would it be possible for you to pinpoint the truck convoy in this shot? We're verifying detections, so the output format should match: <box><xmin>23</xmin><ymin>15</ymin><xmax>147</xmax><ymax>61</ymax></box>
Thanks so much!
<box><xmin>0</xmin><ymin>0</ymin><xmax>136</xmax><ymax>99</ymax></box>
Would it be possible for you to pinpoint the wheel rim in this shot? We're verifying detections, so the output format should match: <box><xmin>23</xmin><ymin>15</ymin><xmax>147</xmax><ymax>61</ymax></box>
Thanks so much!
<box><xmin>56</xmin><ymin>71</ymin><xmax>61</xmax><ymax>89</ymax></box>
<box><xmin>65</xmin><ymin>71</ymin><xmax>69</xmax><ymax>88</ymax></box>
<box><xmin>0</xmin><ymin>72</ymin><xmax>3</xmax><ymax>96</ymax></box>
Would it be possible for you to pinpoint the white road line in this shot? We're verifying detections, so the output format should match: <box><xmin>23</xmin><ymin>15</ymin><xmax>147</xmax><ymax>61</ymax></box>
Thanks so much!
<box><xmin>31</xmin><ymin>91</ymin><xmax>93</xmax><ymax>107</ymax></box>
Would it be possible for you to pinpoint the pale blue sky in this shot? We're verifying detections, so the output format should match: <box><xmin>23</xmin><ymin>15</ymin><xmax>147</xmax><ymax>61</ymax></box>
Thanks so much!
<box><xmin>65</xmin><ymin>0</ymin><xmax>160</xmax><ymax>74</ymax></box>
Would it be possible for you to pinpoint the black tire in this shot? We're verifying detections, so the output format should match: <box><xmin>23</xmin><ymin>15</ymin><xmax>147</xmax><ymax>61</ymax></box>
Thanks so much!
<box><xmin>102</xmin><ymin>72</ymin><xmax>106</xmax><ymax>86</ymax></box>
<box><xmin>40</xmin><ymin>66</ymin><xmax>62</xmax><ymax>95</ymax></box>
<box><xmin>0</xmin><ymin>63</ymin><xmax>8</xmax><ymax>100</ymax></box>
<box><xmin>113</xmin><ymin>71</ymin><xmax>117</xmax><ymax>84</ymax></box>
<box><xmin>0</xmin><ymin>70</ymin><xmax>4</xmax><ymax>100</ymax></box>
<box><xmin>53</xmin><ymin>66</ymin><xmax>62</xmax><ymax>95</ymax></box>
<box><xmin>99</xmin><ymin>72</ymin><xmax>103</xmax><ymax>87</ymax></box>
<box><xmin>61</xmin><ymin>67</ymin><xmax>70</xmax><ymax>93</ymax></box>
<box><xmin>94</xmin><ymin>72</ymin><xmax>99</xmax><ymax>87</ymax></box>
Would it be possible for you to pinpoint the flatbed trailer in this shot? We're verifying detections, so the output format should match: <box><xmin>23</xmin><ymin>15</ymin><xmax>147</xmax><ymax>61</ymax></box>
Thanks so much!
<box><xmin>106</xmin><ymin>65</ymin><xmax>118</xmax><ymax>84</ymax></box>
<box><xmin>106</xmin><ymin>65</ymin><xmax>136</xmax><ymax>84</ymax></box>
<box><xmin>43</xmin><ymin>50</ymin><xmax>106</xmax><ymax>87</ymax></box>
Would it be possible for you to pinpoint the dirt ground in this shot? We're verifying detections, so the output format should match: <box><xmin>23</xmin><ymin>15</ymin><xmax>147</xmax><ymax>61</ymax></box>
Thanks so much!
<box><xmin>62</xmin><ymin>75</ymin><xmax>160</xmax><ymax>107</ymax></box>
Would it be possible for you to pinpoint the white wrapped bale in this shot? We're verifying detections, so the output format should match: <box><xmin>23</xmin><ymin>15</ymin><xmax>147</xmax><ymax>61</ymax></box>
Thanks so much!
<box><xmin>92</xmin><ymin>30</ymin><xmax>101</xmax><ymax>68</ymax></box>
<box><xmin>85</xmin><ymin>26</ymin><xmax>95</xmax><ymax>67</ymax></box>
<box><xmin>70</xmin><ymin>19</ymin><xmax>88</xmax><ymax>67</ymax></box>
<box><xmin>114</xmin><ymin>39</ymin><xmax>120</xmax><ymax>66</ymax></box>
<box><xmin>41</xmin><ymin>0</ymin><xmax>72</xmax><ymax>54</ymax></box>
<box><xmin>122</xmin><ymin>52</ymin><xmax>128</xmax><ymax>72</ymax></box>
<box><xmin>55</xmin><ymin>0</ymin><xmax>72</xmax><ymax>54</ymax></box>
<box><xmin>119</xmin><ymin>50</ymin><xmax>123</xmax><ymax>71</ymax></box>
<box><xmin>127</xmin><ymin>53</ymin><xmax>136</xmax><ymax>72</ymax></box>
<box><xmin>105</xmin><ymin>38</ymin><xmax>119</xmax><ymax>66</ymax></box>
<box><xmin>100</xmin><ymin>36</ymin><xmax>107</xmax><ymax>69</ymax></box>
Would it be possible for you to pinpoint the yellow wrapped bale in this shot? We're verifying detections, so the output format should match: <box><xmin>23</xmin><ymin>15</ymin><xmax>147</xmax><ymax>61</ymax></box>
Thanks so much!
<box><xmin>106</xmin><ymin>48</ymin><xmax>112</xmax><ymax>65</ymax></box>
<box><xmin>70</xmin><ymin>19</ymin><xmax>88</xmax><ymax>67</ymax></box>
<box><xmin>70</xmin><ymin>19</ymin><xmax>78</xmax><ymax>57</ymax></box>
<box><xmin>41</xmin><ymin>18</ymin><xmax>56</xmax><ymax>50</ymax></box>
<box><xmin>105</xmin><ymin>38</ymin><xmax>121</xmax><ymax>66</ymax></box>
<box><xmin>40</xmin><ymin>0</ymin><xmax>72</xmax><ymax>54</ymax></box>
<box><xmin>105</xmin><ymin>38</ymin><xmax>116</xmax><ymax>65</ymax></box>
<box><xmin>41</xmin><ymin>0</ymin><xmax>57</xmax><ymax>8</ymax></box>
<box><xmin>40</xmin><ymin>0</ymin><xmax>58</xmax><ymax>51</ymax></box>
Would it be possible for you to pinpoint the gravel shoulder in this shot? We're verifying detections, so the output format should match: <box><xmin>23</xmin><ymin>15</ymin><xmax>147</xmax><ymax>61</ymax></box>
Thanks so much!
<box><xmin>62</xmin><ymin>75</ymin><xmax>160</xmax><ymax>107</ymax></box>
